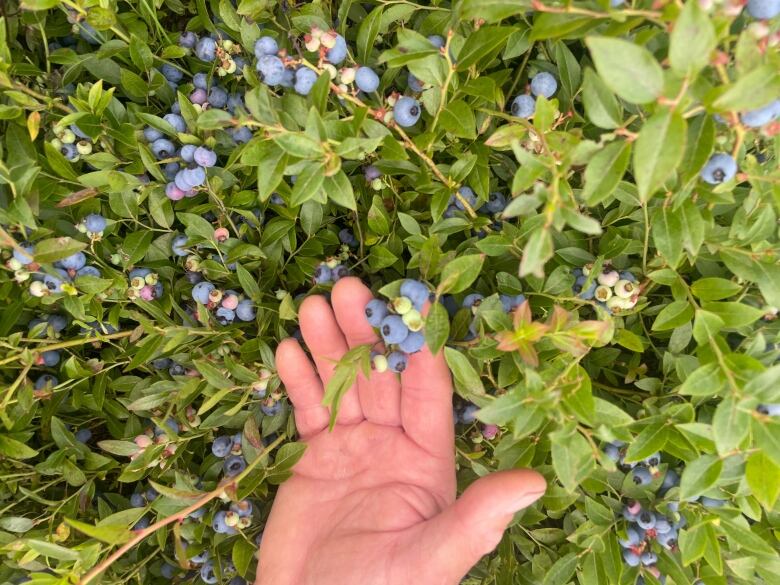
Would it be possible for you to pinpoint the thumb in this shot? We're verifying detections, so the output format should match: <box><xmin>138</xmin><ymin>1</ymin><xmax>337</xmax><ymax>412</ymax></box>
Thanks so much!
<box><xmin>415</xmin><ymin>469</ymin><xmax>546</xmax><ymax>584</ymax></box>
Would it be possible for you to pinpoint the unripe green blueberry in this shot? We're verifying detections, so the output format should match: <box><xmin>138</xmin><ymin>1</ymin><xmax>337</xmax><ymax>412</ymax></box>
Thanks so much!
<box><xmin>392</xmin><ymin>296</ymin><xmax>413</xmax><ymax>315</ymax></box>
<box><xmin>403</xmin><ymin>309</ymin><xmax>424</xmax><ymax>332</ymax></box>
<box><xmin>594</xmin><ymin>285</ymin><xmax>612</xmax><ymax>302</ymax></box>
<box><xmin>614</xmin><ymin>279</ymin><xmax>636</xmax><ymax>299</ymax></box>
<box><xmin>372</xmin><ymin>354</ymin><xmax>388</xmax><ymax>373</ymax></box>
<box><xmin>60</xmin><ymin>128</ymin><xmax>76</xmax><ymax>144</ymax></box>
<box><xmin>30</xmin><ymin>281</ymin><xmax>48</xmax><ymax>297</ymax></box>
<box><xmin>76</xmin><ymin>140</ymin><xmax>92</xmax><ymax>155</ymax></box>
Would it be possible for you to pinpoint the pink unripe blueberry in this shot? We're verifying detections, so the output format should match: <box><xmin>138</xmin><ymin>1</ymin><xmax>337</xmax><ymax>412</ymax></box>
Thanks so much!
<box><xmin>139</xmin><ymin>285</ymin><xmax>155</xmax><ymax>301</ymax></box>
<box><xmin>214</xmin><ymin>227</ymin><xmax>229</xmax><ymax>242</ymax></box>
<box><xmin>221</xmin><ymin>294</ymin><xmax>239</xmax><ymax>310</ymax></box>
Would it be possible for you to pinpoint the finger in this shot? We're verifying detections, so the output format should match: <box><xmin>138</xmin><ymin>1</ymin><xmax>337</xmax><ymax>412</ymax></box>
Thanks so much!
<box><xmin>400</xmin><ymin>307</ymin><xmax>454</xmax><ymax>456</ymax></box>
<box><xmin>331</xmin><ymin>277</ymin><xmax>401</xmax><ymax>426</ymax></box>
<box><xmin>299</xmin><ymin>295</ymin><xmax>363</xmax><ymax>424</ymax></box>
<box><xmin>408</xmin><ymin>470</ymin><xmax>546</xmax><ymax>583</ymax></box>
<box><xmin>275</xmin><ymin>338</ymin><xmax>329</xmax><ymax>437</ymax></box>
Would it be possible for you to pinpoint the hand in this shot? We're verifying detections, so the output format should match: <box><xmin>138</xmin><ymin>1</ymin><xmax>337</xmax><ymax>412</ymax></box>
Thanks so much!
<box><xmin>255</xmin><ymin>277</ymin><xmax>546</xmax><ymax>585</ymax></box>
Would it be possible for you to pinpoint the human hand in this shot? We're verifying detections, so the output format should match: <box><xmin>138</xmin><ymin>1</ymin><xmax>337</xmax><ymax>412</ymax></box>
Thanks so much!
<box><xmin>255</xmin><ymin>277</ymin><xmax>546</xmax><ymax>585</ymax></box>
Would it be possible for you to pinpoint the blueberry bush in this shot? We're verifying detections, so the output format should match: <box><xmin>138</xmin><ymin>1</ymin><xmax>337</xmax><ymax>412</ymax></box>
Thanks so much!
<box><xmin>1</xmin><ymin>0</ymin><xmax>779</xmax><ymax>583</ymax></box>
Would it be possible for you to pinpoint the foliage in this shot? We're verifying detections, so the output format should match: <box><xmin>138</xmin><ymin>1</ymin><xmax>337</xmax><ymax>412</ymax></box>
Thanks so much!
<box><xmin>0</xmin><ymin>0</ymin><xmax>779</xmax><ymax>584</ymax></box>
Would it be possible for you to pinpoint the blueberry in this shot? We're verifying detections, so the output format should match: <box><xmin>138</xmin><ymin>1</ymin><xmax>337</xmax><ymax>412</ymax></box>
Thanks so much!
<box><xmin>151</xmin><ymin>357</ymin><xmax>172</xmax><ymax>369</ymax></box>
<box><xmin>481</xmin><ymin>192</ymin><xmax>506</xmax><ymax>214</ymax></box>
<box><xmin>235</xmin><ymin>300</ymin><xmax>256</xmax><ymax>322</ymax></box>
<box><xmin>365</xmin><ymin>299</ymin><xmax>388</xmax><ymax>327</ymax></box>
<box><xmin>619</xmin><ymin>526</ymin><xmax>643</xmax><ymax>547</ymax></box>
<box><xmin>230</xmin><ymin>499</ymin><xmax>254</xmax><ymax>517</ymax></box>
<box><xmin>364</xmin><ymin>165</ymin><xmax>381</xmax><ymax>181</ymax></box>
<box><xmin>169</xmin><ymin>363</ymin><xmax>185</xmax><ymax>376</ymax></box>
<box><xmin>43</xmin><ymin>271</ymin><xmax>67</xmax><ymax>293</ymax></box>
<box><xmin>654</xmin><ymin>517</ymin><xmax>672</xmax><ymax>534</ymax></box>
<box><xmin>224</xmin><ymin>455</ymin><xmax>247</xmax><ymax>476</ymax></box>
<box><xmin>190</xmin><ymin>550</ymin><xmax>209</xmax><ymax>564</ymax></box>
<box><xmin>407</xmin><ymin>72</ymin><xmax>425</xmax><ymax>92</ymax></box>
<box><xmin>463</xmin><ymin>293</ymin><xmax>484</xmax><ymax>309</ymax></box>
<box><xmin>163</xmin><ymin>113</ymin><xmax>186</xmax><ymax>133</ymax></box>
<box><xmin>47</xmin><ymin>314</ymin><xmax>68</xmax><ymax>332</ymax></box>
<box><xmin>76</xmin><ymin>265</ymin><xmax>101</xmax><ymax>278</ymax></box>
<box><xmin>640</xmin><ymin>551</ymin><xmax>658</xmax><ymax>566</ymax></box>
<box><xmin>261</xmin><ymin>400</ymin><xmax>283</xmax><ymax>416</ymax></box>
<box><xmin>207</xmin><ymin>86</ymin><xmax>228</xmax><ymax>108</ymax></box>
<box><xmin>511</xmin><ymin>94</ymin><xmax>535</xmax><ymax>118</ymax></box>
<box><xmin>326</xmin><ymin>34</ymin><xmax>348</xmax><ymax>64</ymax></box>
<box><xmin>130</xmin><ymin>493</ymin><xmax>146</xmax><ymax>508</ymax></box>
<box><xmin>60</xmin><ymin>143</ymin><xmax>79</xmax><ymax>161</ymax></box>
<box><xmin>454</xmin><ymin>186</ymin><xmax>477</xmax><ymax>211</ymax></box>
<box><xmin>143</xmin><ymin>126</ymin><xmax>163</xmax><ymax>142</ymax></box>
<box><xmin>179</xmin><ymin>31</ymin><xmax>198</xmax><ymax>49</ymax></box>
<box><xmin>660</xmin><ymin>469</ymin><xmax>680</xmax><ymax>493</ymax></box>
<box><xmin>622</xmin><ymin>549</ymin><xmax>641</xmax><ymax>567</ymax></box>
<box><xmin>700</xmin><ymin>496</ymin><xmax>726</xmax><ymax>508</ymax></box>
<box><xmin>73</xmin><ymin>428</ymin><xmax>91</xmax><ymax>443</ymax></box>
<box><xmin>132</xmin><ymin>515</ymin><xmax>150</xmax><ymax>530</ymax></box>
<box><xmin>145</xmin><ymin>487</ymin><xmax>158</xmax><ymax>501</ymax></box>
<box><xmin>339</xmin><ymin>228</ymin><xmax>357</xmax><ymax>246</ymax></box>
<box><xmin>387</xmin><ymin>351</ymin><xmax>408</xmax><ymax>373</ymax></box>
<box><xmin>216</xmin><ymin>307</ymin><xmax>235</xmax><ymax>325</ymax></box>
<box><xmin>461</xmin><ymin>404</ymin><xmax>478</xmax><ymax>424</ymax></box>
<box><xmin>195</xmin><ymin>37</ymin><xmax>217</xmax><ymax>61</ymax></box>
<box><xmin>741</xmin><ymin>99</ymin><xmax>780</xmax><ymax>127</ymax></box>
<box><xmin>58</xmin><ymin>252</ymin><xmax>86</xmax><ymax>271</ymax></box>
<box><xmin>200</xmin><ymin>561</ymin><xmax>218</xmax><ymax>584</ymax></box>
<box><xmin>227</xmin><ymin>92</ymin><xmax>244</xmax><ymax>113</ymax></box>
<box><xmin>500</xmin><ymin>294</ymin><xmax>526</xmax><ymax>312</ymax></box>
<box><xmin>428</xmin><ymin>35</ymin><xmax>445</xmax><ymax>48</ymax></box>
<box><xmin>657</xmin><ymin>528</ymin><xmax>678</xmax><ymax>549</ymax></box>
<box><xmin>257</xmin><ymin>55</ymin><xmax>285</xmax><ymax>85</ymax></box>
<box><xmin>34</xmin><ymin>374</ymin><xmax>58</xmax><ymax>389</ymax></box>
<box><xmin>603</xmin><ymin>443</ymin><xmax>621</xmax><ymax>462</ymax></box>
<box><xmin>399</xmin><ymin>331</ymin><xmax>425</xmax><ymax>354</ymax></box>
<box><xmin>212</xmin><ymin>510</ymin><xmax>237</xmax><ymax>534</ymax></box>
<box><xmin>380</xmin><ymin>315</ymin><xmax>409</xmax><ymax>344</ymax></box>
<box><xmin>83</xmin><ymin>213</ymin><xmax>106</xmax><ymax>233</ymax></box>
<box><xmin>579</xmin><ymin>282</ymin><xmax>597</xmax><ymax>300</ymax></box>
<box><xmin>160</xmin><ymin>64</ymin><xmax>183</xmax><ymax>84</ymax></box>
<box><xmin>41</xmin><ymin>350</ymin><xmax>61</xmax><ymax>366</ymax></box>
<box><xmin>643</xmin><ymin>452</ymin><xmax>661</xmax><ymax>467</ymax></box>
<box><xmin>254</xmin><ymin>36</ymin><xmax>279</xmax><ymax>58</ymax></box>
<box><xmin>631</xmin><ymin>466</ymin><xmax>653</xmax><ymax>486</ymax></box>
<box><xmin>757</xmin><ymin>403</ymin><xmax>780</xmax><ymax>415</ymax></box>
<box><xmin>192</xmin><ymin>281</ymin><xmax>215</xmax><ymax>304</ymax></box>
<box><xmin>13</xmin><ymin>244</ymin><xmax>34</xmax><ymax>265</ymax></box>
<box><xmin>530</xmin><ymin>72</ymin><xmax>557</xmax><ymax>98</ymax></box>
<box><xmin>313</xmin><ymin>264</ymin><xmax>332</xmax><ymax>284</ymax></box>
<box><xmin>231</xmin><ymin>126</ymin><xmax>253</xmax><ymax>143</ymax></box>
<box><xmin>701</xmin><ymin>153</ymin><xmax>737</xmax><ymax>185</ymax></box>
<box><xmin>636</xmin><ymin>511</ymin><xmax>656</xmax><ymax>530</ymax></box>
<box><xmin>280</xmin><ymin>68</ymin><xmax>295</xmax><ymax>88</ymax></box>
<box><xmin>182</xmin><ymin>166</ymin><xmax>207</xmax><ymax>187</ymax></box>
<box><xmin>294</xmin><ymin>67</ymin><xmax>319</xmax><ymax>96</ymax></box>
<box><xmin>151</xmin><ymin>138</ymin><xmax>176</xmax><ymax>160</ymax></box>
<box><xmin>394</xmin><ymin>96</ymin><xmax>421</xmax><ymax>127</ymax></box>
<box><xmin>355</xmin><ymin>66</ymin><xmax>380</xmax><ymax>93</ymax></box>
<box><xmin>160</xmin><ymin>563</ymin><xmax>176</xmax><ymax>579</ymax></box>
<box><xmin>194</xmin><ymin>146</ymin><xmax>217</xmax><ymax>168</ymax></box>
<box><xmin>747</xmin><ymin>0</ymin><xmax>780</xmax><ymax>19</ymax></box>
<box><xmin>193</xmin><ymin>72</ymin><xmax>210</xmax><ymax>90</ymax></box>
<box><xmin>399</xmin><ymin>280</ymin><xmax>428</xmax><ymax>310</ymax></box>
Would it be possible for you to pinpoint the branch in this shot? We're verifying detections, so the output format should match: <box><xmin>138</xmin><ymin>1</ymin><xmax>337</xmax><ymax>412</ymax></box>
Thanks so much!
<box><xmin>78</xmin><ymin>434</ymin><xmax>287</xmax><ymax>585</ymax></box>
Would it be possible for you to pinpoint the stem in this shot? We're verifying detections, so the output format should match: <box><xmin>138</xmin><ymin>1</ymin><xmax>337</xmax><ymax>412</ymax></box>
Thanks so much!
<box><xmin>78</xmin><ymin>434</ymin><xmax>287</xmax><ymax>585</ymax></box>
<box><xmin>0</xmin><ymin>331</ymin><xmax>134</xmax><ymax>367</ymax></box>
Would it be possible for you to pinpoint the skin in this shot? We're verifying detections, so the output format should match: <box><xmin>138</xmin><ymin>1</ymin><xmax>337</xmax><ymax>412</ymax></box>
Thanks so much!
<box><xmin>256</xmin><ymin>277</ymin><xmax>546</xmax><ymax>585</ymax></box>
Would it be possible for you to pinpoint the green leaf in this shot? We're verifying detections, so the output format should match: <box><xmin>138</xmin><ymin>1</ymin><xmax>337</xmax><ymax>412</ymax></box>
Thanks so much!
<box><xmin>551</xmin><ymin>426</ymin><xmax>595</xmax><ymax>492</ymax></box>
<box><xmin>691</xmin><ymin>277</ymin><xmax>741</xmax><ymax>301</ymax></box>
<box><xmin>652</xmin><ymin>207</ymin><xmax>683</xmax><ymax>266</ymax></box>
<box><xmin>323</xmin><ymin>170</ymin><xmax>356</xmax><ymax>210</ymax></box>
<box><xmin>236</xmin><ymin>263</ymin><xmax>262</xmax><ymax>303</ymax></box>
<box><xmin>519</xmin><ymin>227</ymin><xmax>553</xmax><ymax>278</ymax></box>
<box><xmin>457</xmin><ymin>26</ymin><xmax>516</xmax><ymax>71</ymax></box>
<box><xmin>477</xmin><ymin>391</ymin><xmax>524</xmax><ymax>425</ymax></box>
<box><xmin>289</xmin><ymin>163</ymin><xmax>325</xmax><ymax>207</ymax></box>
<box><xmin>679</xmin><ymin>362</ymin><xmax>725</xmax><ymax>396</ymax></box>
<box><xmin>669</xmin><ymin>0</ymin><xmax>716</xmax><ymax>77</ymax></box>
<box><xmin>322</xmin><ymin>345</ymin><xmax>371</xmax><ymax>430</ymax></box>
<box><xmin>711</xmin><ymin>65</ymin><xmax>780</xmax><ymax>112</ymax></box>
<box><xmin>712</xmin><ymin>394</ymin><xmax>750</xmax><ymax>455</ymax></box>
<box><xmin>121</xmin><ymin>231</ymin><xmax>154</xmax><ymax>266</ymax></box>
<box><xmin>444</xmin><ymin>347</ymin><xmax>485</xmax><ymax>396</ymax></box>
<box><xmin>33</xmin><ymin>237</ymin><xmax>87</xmax><ymax>264</ymax></box>
<box><xmin>64</xmin><ymin>518</ymin><xmax>133</xmax><ymax>545</ymax></box>
<box><xmin>0</xmin><ymin>516</ymin><xmax>34</xmax><ymax>533</ymax></box>
<box><xmin>692</xmin><ymin>309</ymin><xmax>725</xmax><ymax>344</ymax></box>
<box><xmin>746</xmin><ymin>450</ymin><xmax>780</xmax><ymax>509</ymax></box>
<box><xmin>440</xmin><ymin>100</ymin><xmax>477</xmax><ymax>139</ymax></box>
<box><xmin>424</xmin><ymin>301</ymin><xmax>450</xmax><ymax>356</ymax></box>
<box><xmin>700</xmin><ymin>301</ymin><xmax>764</xmax><ymax>328</ymax></box>
<box><xmin>437</xmin><ymin>254</ymin><xmax>485</xmax><ymax>294</ymax></box>
<box><xmin>633</xmin><ymin>109</ymin><xmax>687</xmax><ymax>201</ymax></box>
<box><xmin>0</xmin><ymin>434</ymin><xmax>38</xmax><ymax>459</ymax></box>
<box><xmin>460</xmin><ymin>0</ymin><xmax>531</xmax><ymax>22</ymax></box>
<box><xmin>581</xmin><ymin>68</ymin><xmax>622</xmax><ymax>129</ymax></box>
<box><xmin>274</xmin><ymin>133</ymin><xmax>324</xmax><ymax>159</ymax></box>
<box><xmin>581</xmin><ymin>140</ymin><xmax>631</xmax><ymax>205</ymax></box>
<box><xmin>679</xmin><ymin>454</ymin><xmax>722</xmax><ymax>500</ymax></box>
<box><xmin>356</xmin><ymin>6</ymin><xmax>383</xmax><ymax>65</ymax></box>
<box><xmin>585</xmin><ymin>37</ymin><xmax>664</xmax><ymax>104</ymax></box>
<box><xmin>652</xmin><ymin>301</ymin><xmax>693</xmax><ymax>331</ymax></box>
<box><xmin>543</xmin><ymin>552</ymin><xmax>579</xmax><ymax>585</ymax></box>
<box><xmin>623</xmin><ymin>424</ymin><xmax>669</xmax><ymax>463</ymax></box>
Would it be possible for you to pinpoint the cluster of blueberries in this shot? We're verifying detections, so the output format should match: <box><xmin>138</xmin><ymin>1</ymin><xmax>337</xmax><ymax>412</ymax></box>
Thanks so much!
<box><xmin>210</xmin><ymin>432</ymin><xmax>249</xmax><ymax>477</ymax></box>
<box><xmin>126</xmin><ymin>268</ymin><xmax>164</xmax><ymax>301</ymax></box>
<box><xmin>364</xmin><ymin>279</ymin><xmax>430</xmax><ymax>373</ymax></box>
<box><xmin>25</xmin><ymin>250</ymin><xmax>102</xmax><ymax>298</ymax></box>
<box><xmin>190</xmin><ymin>280</ymin><xmax>256</xmax><ymax>325</ymax></box>
<box><xmin>50</xmin><ymin>122</ymin><xmax>94</xmax><ymax>162</ymax></box>
<box><xmin>603</xmin><ymin>443</ymin><xmax>750</xmax><ymax>584</ymax></box>
<box><xmin>510</xmin><ymin>71</ymin><xmax>558</xmax><ymax>119</ymax></box>
<box><xmin>455</xmin><ymin>401</ymin><xmax>499</xmax><ymax>441</ymax></box>
<box><xmin>312</xmin><ymin>258</ymin><xmax>351</xmax><ymax>285</ymax></box>
<box><xmin>443</xmin><ymin>185</ymin><xmax>508</xmax><ymax>220</ymax></box>
<box><xmin>572</xmin><ymin>265</ymin><xmax>639</xmax><ymax>314</ymax></box>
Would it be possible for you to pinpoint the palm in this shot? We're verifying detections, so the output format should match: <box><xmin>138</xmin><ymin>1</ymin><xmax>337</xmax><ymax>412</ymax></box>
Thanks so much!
<box><xmin>256</xmin><ymin>278</ymin><xmax>545</xmax><ymax>585</ymax></box>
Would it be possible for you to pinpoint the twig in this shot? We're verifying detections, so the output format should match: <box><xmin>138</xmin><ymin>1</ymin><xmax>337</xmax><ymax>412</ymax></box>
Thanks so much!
<box><xmin>78</xmin><ymin>434</ymin><xmax>287</xmax><ymax>585</ymax></box>
<box><xmin>0</xmin><ymin>331</ymin><xmax>134</xmax><ymax>367</ymax></box>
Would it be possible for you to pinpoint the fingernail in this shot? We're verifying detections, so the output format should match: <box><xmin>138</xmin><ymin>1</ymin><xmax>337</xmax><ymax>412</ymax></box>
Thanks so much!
<box><xmin>511</xmin><ymin>489</ymin><xmax>546</xmax><ymax>511</ymax></box>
